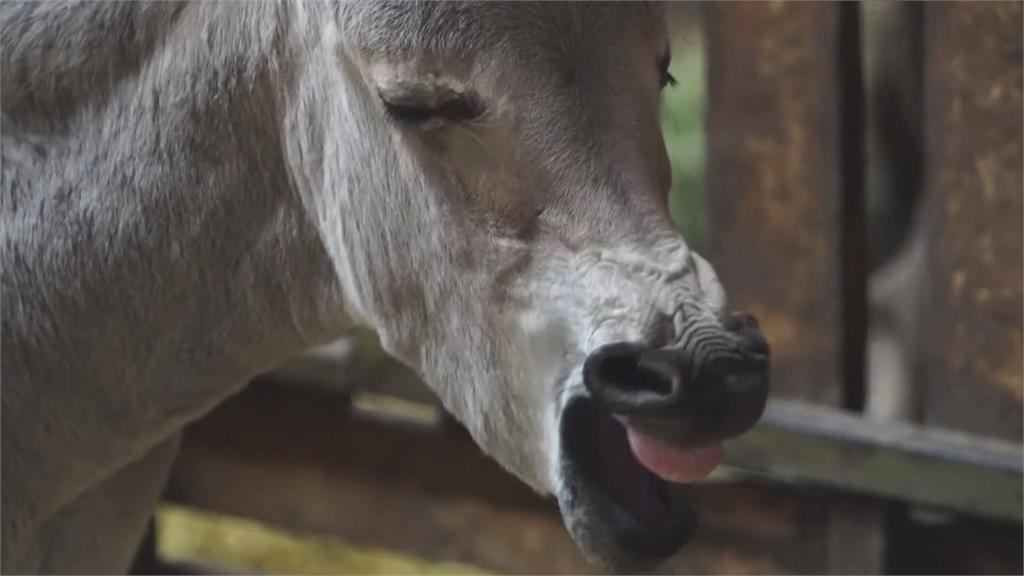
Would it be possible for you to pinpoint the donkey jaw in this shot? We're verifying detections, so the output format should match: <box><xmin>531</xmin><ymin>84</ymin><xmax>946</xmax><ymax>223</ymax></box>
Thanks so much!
<box><xmin>555</xmin><ymin>396</ymin><xmax>696</xmax><ymax>571</ymax></box>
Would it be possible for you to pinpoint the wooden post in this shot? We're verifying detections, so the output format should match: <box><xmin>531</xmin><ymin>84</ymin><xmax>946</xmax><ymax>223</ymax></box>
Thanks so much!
<box><xmin>921</xmin><ymin>2</ymin><xmax>1024</xmax><ymax>442</ymax></box>
<box><xmin>705</xmin><ymin>3</ymin><xmax>878</xmax><ymax>573</ymax></box>
<box><xmin>705</xmin><ymin>2</ymin><xmax>865</xmax><ymax>409</ymax></box>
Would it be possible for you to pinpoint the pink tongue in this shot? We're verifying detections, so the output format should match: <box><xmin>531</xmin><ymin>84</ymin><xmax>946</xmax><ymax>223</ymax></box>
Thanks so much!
<box><xmin>627</xmin><ymin>429</ymin><xmax>723</xmax><ymax>483</ymax></box>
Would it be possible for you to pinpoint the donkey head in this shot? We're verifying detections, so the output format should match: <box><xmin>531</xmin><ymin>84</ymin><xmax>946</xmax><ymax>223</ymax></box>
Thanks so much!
<box><xmin>286</xmin><ymin>2</ymin><xmax>769</xmax><ymax>568</ymax></box>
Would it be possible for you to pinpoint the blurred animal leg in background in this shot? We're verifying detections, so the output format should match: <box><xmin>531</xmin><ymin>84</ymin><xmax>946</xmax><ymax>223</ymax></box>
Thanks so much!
<box><xmin>862</xmin><ymin>1</ymin><xmax>925</xmax><ymax>424</ymax></box>
<box><xmin>867</xmin><ymin>236</ymin><xmax>926</xmax><ymax>422</ymax></box>
<box><xmin>14</xmin><ymin>434</ymin><xmax>181</xmax><ymax>575</ymax></box>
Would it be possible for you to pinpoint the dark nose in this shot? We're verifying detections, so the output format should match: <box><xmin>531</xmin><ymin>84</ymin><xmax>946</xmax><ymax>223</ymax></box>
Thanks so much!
<box><xmin>582</xmin><ymin>312</ymin><xmax>770</xmax><ymax>448</ymax></box>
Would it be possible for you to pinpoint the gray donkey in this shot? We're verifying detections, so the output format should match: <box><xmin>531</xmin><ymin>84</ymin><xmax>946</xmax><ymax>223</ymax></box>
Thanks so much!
<box><xmin>1</xmin><ymin>2</ymin><xmax>769</xmax><ymax>572</ymax></box>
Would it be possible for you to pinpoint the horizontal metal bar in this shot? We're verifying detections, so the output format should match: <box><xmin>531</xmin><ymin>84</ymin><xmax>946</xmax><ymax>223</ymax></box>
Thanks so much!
<box><xmin>722</xmin><ymin>400</ymin><xmax>1023</xmax><ymax>522</ymax></box>
<box><xmin>270</xmin><ymin>354</ymin><xmax>1023</xmax><ymax>522</ymax></box>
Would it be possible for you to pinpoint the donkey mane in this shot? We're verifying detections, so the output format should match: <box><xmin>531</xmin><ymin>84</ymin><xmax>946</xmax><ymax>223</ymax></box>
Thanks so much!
<box><xmin>0</xmin><ymin>2</ymin><xmax>285</xmax><ymax>129</ymax></box>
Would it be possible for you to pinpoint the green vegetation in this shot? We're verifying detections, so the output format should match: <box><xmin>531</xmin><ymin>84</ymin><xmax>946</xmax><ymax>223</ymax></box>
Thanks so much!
<box><xmin>661</xmin><ymin>40</ymin><xmax>707</xmax><ymax>251</ymax></box>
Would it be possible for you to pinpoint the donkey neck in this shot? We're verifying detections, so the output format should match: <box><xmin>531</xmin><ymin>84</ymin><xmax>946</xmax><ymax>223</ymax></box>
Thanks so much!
<box><xmin>1</xmin><ymin>1</ymin><xmax>347</xmax><ymax>531</ymax></box>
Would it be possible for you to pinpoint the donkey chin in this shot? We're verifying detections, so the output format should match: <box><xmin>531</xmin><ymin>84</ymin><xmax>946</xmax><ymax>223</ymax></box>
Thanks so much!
<box><xmin>554</xmin><ymin>313</ymin><xmax>770</xmax><ymax>571</ymax></box>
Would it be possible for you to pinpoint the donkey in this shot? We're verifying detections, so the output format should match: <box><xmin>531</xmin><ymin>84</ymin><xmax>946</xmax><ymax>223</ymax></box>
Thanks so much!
<box><xmin>1</xmin><ymin>2</ymin><xmax>769</xmax><ymax>572</ymax></box>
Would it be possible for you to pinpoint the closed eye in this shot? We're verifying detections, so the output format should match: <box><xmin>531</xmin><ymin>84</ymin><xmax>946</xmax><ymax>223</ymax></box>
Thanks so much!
<box><xmin>380</xmin><ymin>91</ymin><xmax>484</xmax><ymax>126</ymax></box>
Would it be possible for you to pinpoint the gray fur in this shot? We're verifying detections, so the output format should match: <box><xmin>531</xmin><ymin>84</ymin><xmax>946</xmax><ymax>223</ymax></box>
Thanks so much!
<box><xmin>2</xmin><ymin>2</ymin><xmax>725</xmax><ymax>571</ymax></box>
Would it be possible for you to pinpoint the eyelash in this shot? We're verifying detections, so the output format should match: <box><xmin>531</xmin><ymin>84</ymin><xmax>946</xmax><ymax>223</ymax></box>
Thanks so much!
<box><xmin>382</xmin><ymin>53</ymin><xmax>672</xmax><ymax>125</ymax></box>
<box><xmin>382</xmin><ymin>95</ymin><xmax>484</xmax><ymax>125</ymax></box>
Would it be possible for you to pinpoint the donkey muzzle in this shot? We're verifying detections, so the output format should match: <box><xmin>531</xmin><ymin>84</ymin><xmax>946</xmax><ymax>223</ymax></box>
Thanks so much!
<box><xmin>582</xmin><ymin>312</ymin><xmax>770</xmax><ymax>449</ymax></box>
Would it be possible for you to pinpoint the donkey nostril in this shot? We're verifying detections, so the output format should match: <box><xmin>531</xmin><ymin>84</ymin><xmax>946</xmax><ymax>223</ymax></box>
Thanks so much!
<box><xmin>723</xmin><ymin>312</ymin><xmax>769</xmax><ymax>358</ymax></box>
<box><xmin>583</xmin><ymin>343</ymin><xmax>681</xmax><ymax>412</ymax></box>
<box><xmin>634</xmin><ymin>350</ymin><xmax>683</xmax><ymax>396</ymax></box>
<box><xmin>738</xmin><ymin>329</ymin><xmax>770</xmax><ymax>358</ymax></box>
<box><xmin>600</xmin><ymin>351</ymin><xmax>647</xmax><ymax>390</ymax></box>
<box><xmin>724</xmin><ymin>312</ymin><xmax>760</xmax><ymax>333</ymax></box>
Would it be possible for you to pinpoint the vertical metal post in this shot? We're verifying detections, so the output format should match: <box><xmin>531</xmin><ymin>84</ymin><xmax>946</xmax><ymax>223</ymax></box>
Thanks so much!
<box><xmin>705</xmin><ymin>2</ymin><xmax>859</xmax><ymax>408</ymax></box>
<box><xmin>706</xmin><ymin>2</ymin><xmax>879</xmax><ymax>572</ymax></box>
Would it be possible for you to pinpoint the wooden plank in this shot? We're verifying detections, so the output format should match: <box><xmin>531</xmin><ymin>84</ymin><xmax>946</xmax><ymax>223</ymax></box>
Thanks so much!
<box><xmin>705</xmin><ymin>2</ymin><xmax>864</xmax><ymax>408</ymax></box>
<box><xmin>166</xmin><ymin>380</ymin><xmax>831</xmax><ymax>574</ymax></box>
<box><xmin>154</xmin><ymin>505</ymin><xmax>489</xmax><ymax>575</ymax></box>
<box><xmin>921</xmin><ymin>2</ymin><xmax>1024</xmax><ymax>442</ymax></box>
<box><xmin>273</xmin><ymin>352</ymin><xmax>1024</xmax><ymax>522</ymax></box>
<box><xmin>887</xmin><ymin>510</ymin><xmax>1023</xmax><ymax>575</ymax></box>
<box><xmin>727</xmin><ymin>400</ymin><xmax>1023</xmax><ymax>522</ymax></box>
<box><xmin>826</xmin><ymin>497</ymin><xmax>885</xmax><ymax>575</ymax></box>
<box><xmin>166</xmin><ymin>380</ymin><xmax>1024</xmax><ymax>574</ymax></box>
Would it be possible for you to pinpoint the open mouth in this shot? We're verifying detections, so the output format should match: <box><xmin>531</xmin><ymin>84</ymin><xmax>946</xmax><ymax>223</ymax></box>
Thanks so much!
<box><xmin>559</xmin><ymin>317</ymin><xmax>769</xmax><ymax>568</ymax></box>
<box><xmin>558</xmin><ymin>396</ymin><xmax>720</xmax><ymax>569</ymax></box>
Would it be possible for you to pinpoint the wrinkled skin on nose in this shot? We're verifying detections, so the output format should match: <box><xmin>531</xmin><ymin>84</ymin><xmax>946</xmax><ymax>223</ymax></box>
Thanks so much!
<box><xmin>584</xmin><ymin>312</ymin><xmax>769</xmax><ymax>448</ymax></box>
